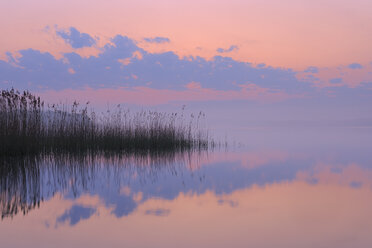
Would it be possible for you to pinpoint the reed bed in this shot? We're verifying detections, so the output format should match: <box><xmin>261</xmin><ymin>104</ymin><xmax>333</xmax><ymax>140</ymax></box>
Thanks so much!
<box><xmin>0</xmin><ymin>89</ymin><xmax>211</xmax><ymax>157</ymax></box>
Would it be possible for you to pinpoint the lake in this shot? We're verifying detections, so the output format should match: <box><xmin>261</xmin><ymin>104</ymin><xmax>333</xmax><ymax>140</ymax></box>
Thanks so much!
<box><xmin>1</xmin><ymin>127</ymin><xmax>372</xmax><ymax>248</ymax></box>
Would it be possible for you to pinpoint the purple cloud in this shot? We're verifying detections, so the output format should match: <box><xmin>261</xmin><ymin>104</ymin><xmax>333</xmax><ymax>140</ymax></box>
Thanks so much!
<box><xmin>217</xmin><ymin>45</ymin><xmax>238</xmax><ymax>53</ymax></box>
<box><xmin>304</xmin><ymin>66</ymin><xmax>319</xmax><ymax>73</ymax></box>
<box><xmin>56</xmin><ymin>27</ymin><xmax>96</xmax><ymax>49</ymax></box>
<box><xmin>329</xmin><ymin>78</ymin><xmax>343</xmax><ymax>84</ymax></box>
<box><xmin>348</xmin><ymin>63</ymin><xmax>363</xmax><ymax>70</ymax></box>
<box><xmin>349</xmin><ymin>181</ymin><xmax>363</xmax><ymax>189</ymax></box>
<box><xmin>1</xmin><ymin>27</ymin><xmax>372</xmax><ymax>104</ymax></box>
<box><xmin>0</xmin><ymin>31</ymin><xmax>307</xmax><ymax>93</ymax></box>
<box><xmin>143</xmin><ymin>37</ymin><xmax>170</xmax><ymax>44</ymax></box>
<box><xmin>145</xmin><ymin>208</ymin><xmax>171</xmax><ymax>216</ymax></box>
<box><xmin>57</xmin><ymin>205</ymin><xmax>96</xmax><ymax>226</ymax></box>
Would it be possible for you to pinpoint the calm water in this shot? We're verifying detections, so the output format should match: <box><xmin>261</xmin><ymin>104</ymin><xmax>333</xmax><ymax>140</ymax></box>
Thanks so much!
<box><xmin>1</xmin><ymin>127</ymin><xmax>372</xmax><ymax>248</ymax></box>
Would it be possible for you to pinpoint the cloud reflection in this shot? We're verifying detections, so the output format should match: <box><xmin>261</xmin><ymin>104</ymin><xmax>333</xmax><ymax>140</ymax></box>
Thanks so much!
<box><xmin>145</xmin><ymin>208</ymin><xmax>171</xmax><ymax>217</ymax></box>
<box><xmin>56</xmin><ymin>205</ymin><xmax>96</xmax><ymax>226</ymax></box>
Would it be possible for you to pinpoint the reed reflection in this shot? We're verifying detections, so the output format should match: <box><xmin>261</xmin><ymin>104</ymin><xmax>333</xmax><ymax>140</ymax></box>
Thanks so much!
<box><xmin>0</xmin><ymin>150</ymin><xmax>205</xmax><ymax>219</ymax></box>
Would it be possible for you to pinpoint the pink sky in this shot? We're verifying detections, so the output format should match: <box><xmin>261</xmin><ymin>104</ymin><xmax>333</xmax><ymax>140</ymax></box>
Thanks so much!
<box><xmin>0</xmin><ymin>0</ymin><xmax>371</xmax><ymax>124</ymax></box>
<box><xmin>1</xmin><ymin>0</ymin><xmax>372</xmax><ymax>68</ymax></box>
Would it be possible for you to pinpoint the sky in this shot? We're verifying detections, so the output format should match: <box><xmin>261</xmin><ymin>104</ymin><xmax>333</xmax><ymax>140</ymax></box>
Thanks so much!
<box><xmin>0</xmin><ymin>0</ymin><xmax>371</xmax><ymax>128</ymax></box>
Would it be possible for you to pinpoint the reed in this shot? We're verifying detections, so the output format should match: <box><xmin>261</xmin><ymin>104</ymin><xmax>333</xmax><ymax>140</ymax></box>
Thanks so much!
<box><xmin>0</xmin><ymin>89</ymin><xmax>211</xmax><ymax>157</ymax></box>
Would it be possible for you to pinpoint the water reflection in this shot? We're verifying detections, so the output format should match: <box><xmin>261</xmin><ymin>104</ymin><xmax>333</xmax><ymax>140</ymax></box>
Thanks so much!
<box><xmin>2</xmin><ymin>149</ymin><xmax>372</xmax><ymax>222</ymax></box>
<box><xmin>0</xmin><ymin>151</ymin><xmax>204</xmax><ymax>219</ymax></box>
<box><xmin>1</xmin><ymin>149</ymin><xmax>314</xmax><ymax>220</ymax></box>
<box><xmin>56</xmin><ymin>205</ymin><xmax>96</xmax><ymax>226</ymax></box>
<box><xmin>1</xmin><ymin>128</ymin><xmax>372</xmax><ymax>248</ymax></box>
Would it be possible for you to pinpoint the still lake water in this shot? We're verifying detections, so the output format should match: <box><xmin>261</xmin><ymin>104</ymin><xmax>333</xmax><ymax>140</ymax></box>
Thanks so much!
<box><xmin>1</xmin><ymin>127</ymin><xmax>372</xmax><ymax>248</ymax></box>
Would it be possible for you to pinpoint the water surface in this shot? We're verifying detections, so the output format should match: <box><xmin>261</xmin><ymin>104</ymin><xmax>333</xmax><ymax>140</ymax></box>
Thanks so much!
<box><xmin>1</xmin><ymin>127</ymin><xmax>372</xmax><ymax>248</ymax></box>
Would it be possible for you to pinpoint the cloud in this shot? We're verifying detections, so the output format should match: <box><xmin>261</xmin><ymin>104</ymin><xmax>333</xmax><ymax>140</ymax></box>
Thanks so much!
<box><xmin>348</xmin><ymin>63</ymin><xmax>363</xmax><ymax>70</ymax></box>
<box><xmin>56</xmin><ymin>27</ymin><xmax>96</xmax><ymax>49</ymax></box>
<box><xmin>304</xmin><ymin>66</ymin><xmax>319</xmax><ymax>73</ymax></box>
<box><xmin>143</xmin><ymin>37</ymin><xmax>170</xmax><ymax>44</ymax></box>
<box><xmin>217</xmin><ymin>45</ymin><xmax>238</xmax><ymax>53</ymax></box>
<box><xmin>107</xmin><ymin>194</ymin><xmax>138</xmax><ymax>218</ymax></box>
<box><xmin>217</xmin><ymin>199</ymin><xmax>239</xmax><ymax>207</ymax></box>
<box><xmin>57</xmin><ymin>205</ymin><xmax>96</xmax><ymax>226</ymax></box>
<box><xmin>299</xmin><ymin>63</ymin><xmax>372</xmax><ymax>88</ymax></box>
<box><xmin>1</xmin><ymin>27</ymin><xmax>372</xmax><ymax>104</ymax></box>
<box><xmin>349</xmin><ymin>181</ymin><xmax>363</xmax><ymax>188</ymax></box>
<box><xmin>145</xmin><ymin>208</ymin><xmax>171</xmax><ymax>216</ymax></box>
<box><xmin>0</xmin><ymin>32</ymin><xmax>308</xmax><ymax>94</ymax></box>
<box><xmin>329</xmin><ymin>78</ymin><xmax>343</xmax><ymax>84</ymax></box>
